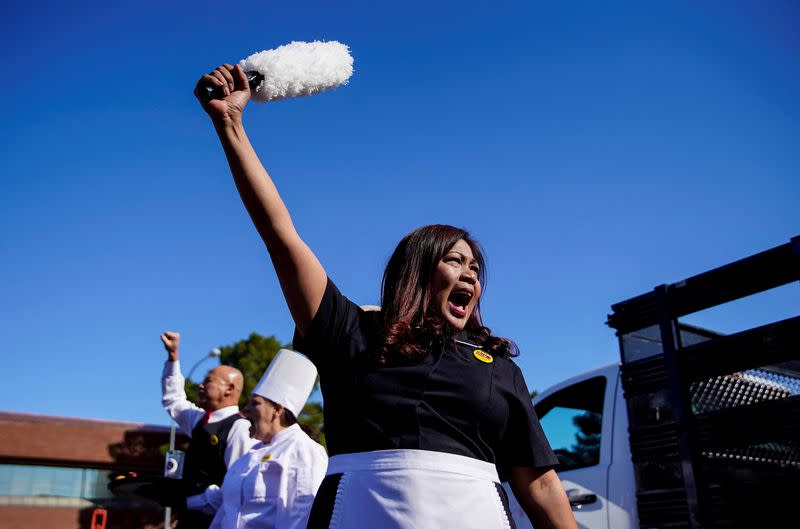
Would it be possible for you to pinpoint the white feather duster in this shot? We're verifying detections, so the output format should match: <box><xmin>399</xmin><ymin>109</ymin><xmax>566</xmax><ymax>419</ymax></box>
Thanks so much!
<box><xmin>239</xmin><ymin>41</ymin><xmax>354</xmax><ymax>103</ymax></box>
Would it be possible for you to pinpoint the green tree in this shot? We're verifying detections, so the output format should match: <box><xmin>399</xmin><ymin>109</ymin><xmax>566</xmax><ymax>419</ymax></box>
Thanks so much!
<box><xmin>185</xmin><ymin>332</ymin><xmax>324</xmax><ymax>445</ymax></box>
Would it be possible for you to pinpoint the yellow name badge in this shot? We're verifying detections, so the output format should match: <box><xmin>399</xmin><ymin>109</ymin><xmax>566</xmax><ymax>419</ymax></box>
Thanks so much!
<box><xmin>473</xmin><ymin>349</ymin><xmax>493</xmax><ymax>363</ymax></box>
<box><xmin>261</xmin><ymin>454</ymin><xmax>272</xmax><ymax>462</ymax></box>
<box><xmin>209</xmin><ymin>435</ymin><xmax>220</xmax><ymax>446</ymax></box>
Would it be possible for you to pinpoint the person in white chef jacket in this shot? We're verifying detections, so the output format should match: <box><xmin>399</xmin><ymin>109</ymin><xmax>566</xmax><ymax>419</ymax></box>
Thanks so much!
<box><xmin>208</xmin><ymin>349</ymin><xmax>328</xmax><ymax>529</ymax></box>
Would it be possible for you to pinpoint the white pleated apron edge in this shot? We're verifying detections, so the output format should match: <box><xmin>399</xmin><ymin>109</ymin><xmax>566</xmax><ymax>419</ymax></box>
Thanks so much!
<box><xmin>324</xmin><ymin>449</ymin><xmax>513</xmax><ymax>529</ymax></box>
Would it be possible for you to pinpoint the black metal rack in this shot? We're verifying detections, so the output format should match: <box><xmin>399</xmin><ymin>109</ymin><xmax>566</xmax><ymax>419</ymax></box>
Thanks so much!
<box><xmin>607</xmin><ymin>236</ymin><xmax>800</xmax><ymax>529</ymax></box>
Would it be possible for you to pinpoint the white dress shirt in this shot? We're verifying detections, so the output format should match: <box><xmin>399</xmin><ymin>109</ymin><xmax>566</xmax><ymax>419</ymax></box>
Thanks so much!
<box><xmin>208</xmin><ymin>423</ymin><xmax>328</xmax><ymax>529</ymax></box>
<box><xmin>162</xmin><ymin>360</ymin><xmax>258</xmax><ymax>512</ymax></box>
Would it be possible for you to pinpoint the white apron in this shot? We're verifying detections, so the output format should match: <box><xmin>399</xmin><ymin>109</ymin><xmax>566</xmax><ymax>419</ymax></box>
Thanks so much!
<box><xmin>324</xmin><ymin>449</ymin><xmax>513</xmax><ymax>529</ymax></box>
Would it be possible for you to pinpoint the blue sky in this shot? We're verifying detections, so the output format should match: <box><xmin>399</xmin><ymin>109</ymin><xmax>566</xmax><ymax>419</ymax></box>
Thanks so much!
<box><xmin>1</xmin><ymin>1</ymin><xmax>797</xmax><ymax>426</ymax></box>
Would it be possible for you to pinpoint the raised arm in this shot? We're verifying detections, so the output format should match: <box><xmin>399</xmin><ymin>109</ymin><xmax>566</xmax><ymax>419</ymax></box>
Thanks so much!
<box><xmin>195</xmin><ymin>64</ymin><xmax>326</xmax><ymax>335</ymax></box>
<box><xmin>160</xmin><ymin>331</ymin><xmax>204</xmax><ymax>432</ymax></box>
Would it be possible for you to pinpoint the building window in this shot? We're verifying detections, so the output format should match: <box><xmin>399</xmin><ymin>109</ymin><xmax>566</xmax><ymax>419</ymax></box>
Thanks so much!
<box><xmin>0</xmin><ymin>464</ymin><xmax>114</xmax><ymax>507</ymax></box>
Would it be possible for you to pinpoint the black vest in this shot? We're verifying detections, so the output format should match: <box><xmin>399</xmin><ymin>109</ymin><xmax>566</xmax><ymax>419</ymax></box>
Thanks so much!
<box><xmin>183</xmin><ymin>413</ymin><xmax>242</xmax><ymax>494</ymax></box>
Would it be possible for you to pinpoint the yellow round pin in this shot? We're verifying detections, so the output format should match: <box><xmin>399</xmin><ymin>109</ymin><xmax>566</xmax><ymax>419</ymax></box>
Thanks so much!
<box><xmin>209</xmin><ymin>434</ymin><xmax>219</xmax><ymax>446</ymax></box>
<box><xmin>261</xmin><ymin>454</ymin><xmax>272</xmax><ymax>462</ymax></box>
<box><xmin>473</xmin><ymin>349</ymin><xmax>493</xmax><ymax>363</ymax></box>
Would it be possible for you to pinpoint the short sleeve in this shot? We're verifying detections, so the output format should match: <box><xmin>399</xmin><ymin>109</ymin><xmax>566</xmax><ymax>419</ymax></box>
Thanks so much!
<box><xmin>292</xmin><ymin>278</ymin><xmax>364</xmax><ymax>367</ymax></box>
<box><xmin>496</xmin><ymin>364</ymin><xmax>559</xmax><ymax>480</ymax></box>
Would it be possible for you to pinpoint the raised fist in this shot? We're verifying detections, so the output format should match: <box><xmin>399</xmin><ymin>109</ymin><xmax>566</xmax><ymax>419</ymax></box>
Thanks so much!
<box><xmin>194</xmin><ymin>64</ymin><xmax>251</xmax><ymax>126</ymax></box>
<box><xmin>160</xmin><ymin>331</ymin><xmax>181</xmax><ymax>362</ymax></box>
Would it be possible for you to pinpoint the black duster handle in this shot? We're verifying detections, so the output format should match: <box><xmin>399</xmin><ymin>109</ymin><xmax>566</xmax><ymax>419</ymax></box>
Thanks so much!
<box><xmin>200</xmin><ymin>71</ymin><xmax>265</xmax><ymax>103</ymax></box>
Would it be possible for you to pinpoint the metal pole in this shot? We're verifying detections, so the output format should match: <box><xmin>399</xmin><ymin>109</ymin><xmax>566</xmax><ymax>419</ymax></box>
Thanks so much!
<box><xmin>164</xmin><ymin>420</ymin><xmax>177</xmax><ymax>528</ymax></box>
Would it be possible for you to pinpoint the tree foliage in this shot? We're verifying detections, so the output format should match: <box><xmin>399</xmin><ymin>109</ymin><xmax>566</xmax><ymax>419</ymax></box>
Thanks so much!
<box><xmin>185</xmin><ymin>332</ymin><xmax>324</xmax><ymax>445</ymax></box>
<box><xmin>572</xmin><ymin>410</ymin><xmax>601</xmax><ymax>462</ymax></box>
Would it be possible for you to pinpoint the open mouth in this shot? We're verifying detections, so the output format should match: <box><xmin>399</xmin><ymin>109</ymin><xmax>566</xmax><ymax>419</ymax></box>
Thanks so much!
<box><xmin>447</xmin><ymin>289</ymin><xmax>473</xmax><ymax>318</ymax></box>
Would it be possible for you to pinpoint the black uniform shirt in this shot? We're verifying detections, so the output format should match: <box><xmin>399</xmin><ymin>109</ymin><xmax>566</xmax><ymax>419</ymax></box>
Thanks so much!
<box><xmin>293</xmin><ymin>279</ymin><xmax>558</xmax><ymax>480</ymax></box>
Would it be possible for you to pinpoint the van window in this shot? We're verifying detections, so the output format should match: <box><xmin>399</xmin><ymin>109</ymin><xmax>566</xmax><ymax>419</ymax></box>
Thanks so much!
<box><xmin>535</xmin><ymin>376</ymin><xmax>606</xmax><ymax>471</ymax></box>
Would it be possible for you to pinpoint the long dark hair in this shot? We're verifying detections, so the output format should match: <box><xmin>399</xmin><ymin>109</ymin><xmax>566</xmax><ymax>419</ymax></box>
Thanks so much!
<box><xmin>378</xmin><ymin>224</ymin><xmax>517</xmax><ymax>363</ymax></box>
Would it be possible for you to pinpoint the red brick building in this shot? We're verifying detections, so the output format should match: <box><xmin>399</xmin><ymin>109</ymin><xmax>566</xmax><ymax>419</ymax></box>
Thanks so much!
<box><xmin>0</xmin><ymin>411</ymin><xmax>186</xmax><ymax>529</ymax></box>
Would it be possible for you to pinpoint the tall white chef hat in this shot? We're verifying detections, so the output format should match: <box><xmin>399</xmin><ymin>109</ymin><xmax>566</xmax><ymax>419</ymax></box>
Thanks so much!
<box><xmin>252</xmin><ymin>349</ymin><xmax>318</xmax><ymax>417</ymax></box>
